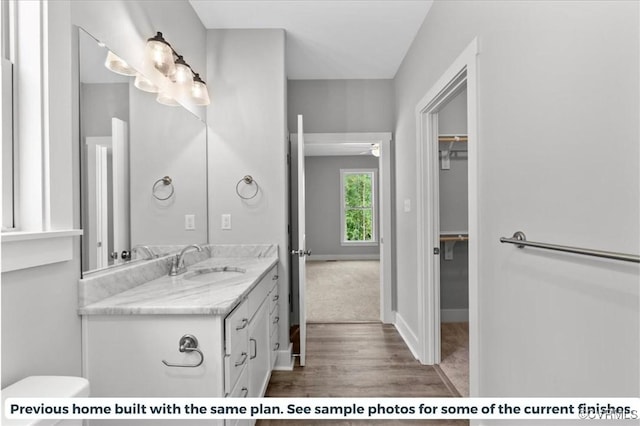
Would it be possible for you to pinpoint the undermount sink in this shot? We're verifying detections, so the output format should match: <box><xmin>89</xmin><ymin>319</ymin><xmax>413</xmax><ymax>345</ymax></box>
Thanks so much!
<box><xmin>183</xmin><ymin>266</ymin><xmax>246</xmax><ymax>283</ymax></box>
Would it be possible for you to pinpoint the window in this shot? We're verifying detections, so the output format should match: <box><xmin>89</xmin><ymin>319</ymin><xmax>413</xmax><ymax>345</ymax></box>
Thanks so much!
<box><xmin>340</xmin><ymin>169</ymin><xmax>377</xmax><ymax>245</ymax></box>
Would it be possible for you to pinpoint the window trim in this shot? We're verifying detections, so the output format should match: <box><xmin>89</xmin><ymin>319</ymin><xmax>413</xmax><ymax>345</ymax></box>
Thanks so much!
<box><xmin>1</xmin><ymin>0</ymin><xmax>82</xmax><ymax>272</ymax></box>
<box><xmin>339</xmin><ymin>168</ymin><xmax>378</xmax><ymax>246</ymax></box>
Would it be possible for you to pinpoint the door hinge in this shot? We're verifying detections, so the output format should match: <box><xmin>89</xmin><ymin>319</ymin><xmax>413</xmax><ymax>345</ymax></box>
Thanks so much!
<box><xmin>433</xmin><ymin>247</ymin><xmax>440</xmax><ymax>255</ymax></box>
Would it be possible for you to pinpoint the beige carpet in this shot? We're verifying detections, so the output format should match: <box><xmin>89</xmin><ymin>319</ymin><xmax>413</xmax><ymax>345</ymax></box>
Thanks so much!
<box><xmin>440</xmin><ymin>322</ymin><xmax>469</xmax><ymax>397</ymax></box>
<box><xmin>306</xmin><ymin>260</ymin><xmax>380</xmax><ymax>322</ymax></box>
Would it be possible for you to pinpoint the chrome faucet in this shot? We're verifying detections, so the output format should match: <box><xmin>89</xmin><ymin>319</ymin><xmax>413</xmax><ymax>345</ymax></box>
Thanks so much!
<box><xmin>132</xmin><ymin>245</ymin><xmax>155</xmax><ymax>260</ymax></box>
<box><xmin>169</xmin><ymin>244</ymin><xmax>203</xmax><ymax>276</ymax></box>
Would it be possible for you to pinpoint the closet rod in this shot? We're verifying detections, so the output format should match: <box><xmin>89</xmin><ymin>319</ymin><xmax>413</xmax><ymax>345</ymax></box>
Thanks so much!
<box><xmin>438</xmin><ymin>136</ymin><xmax>468</xmax><ymax>143</ymax></box>
<box><xmin>440</xmin><ymin>235</ymin><xmax>469</xmax><ymax>242</ymax></box>
<box><xmin>500</xmin><ymin>231</ymin><xmax>640</xmax><ymax>263</ymax></box>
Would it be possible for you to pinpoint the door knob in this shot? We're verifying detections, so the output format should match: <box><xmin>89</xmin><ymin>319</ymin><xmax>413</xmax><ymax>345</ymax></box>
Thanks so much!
<box><xmin>290</xmin><ymin>249</ymin><xmax>311</xmax><ymax>257</ymax></box>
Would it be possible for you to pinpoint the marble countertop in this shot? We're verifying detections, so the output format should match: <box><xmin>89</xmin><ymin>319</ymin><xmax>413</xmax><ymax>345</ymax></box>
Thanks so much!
<box><xmin>78</xmin><ymin>245</ymin><xmax>278</xmax><ymax>316</ymax></box>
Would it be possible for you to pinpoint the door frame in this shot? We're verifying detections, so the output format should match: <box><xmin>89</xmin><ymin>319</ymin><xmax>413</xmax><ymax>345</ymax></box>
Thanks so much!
<box><xmin>289</xmin><ymin>132</ymin><xmax>394</xmax><ymax>324</ymax></box>
<box><xmin>415</xmin><ymin>38</ymin><xmax>479</xmax><ymax>396</ymax></box>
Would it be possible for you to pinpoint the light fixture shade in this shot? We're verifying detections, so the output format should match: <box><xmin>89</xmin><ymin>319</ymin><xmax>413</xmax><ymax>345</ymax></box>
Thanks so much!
<box><xmin>156</xmin><ymin>91</ymin><xmax>180</xmax><ymax>106</ymax></box>
<box><xmin>191</xmin><ymin>73</ymin><xmax>211</xmax><ymax>106</ymax></box>
<box><xmin>173</xmin><ymin>56</ymin><xmax>194</xmax><ymax>98</ymax></box>
<box><xmin>134</xmin><ymin>73</ymin><xmax>159</xmax><ymax>93</ymax></box>
<box><xmin>145</xmin><ymin>32</ymin><xmax>175</xmax><ymax>77</ymax></box>
<box><xmin>370</xmin><ymin>144</ymin><xmax>380</xmax><ymax>157</ymax></box>
<box><xmin>104</xmin><ymin>51</ymin><xmax>136</xmax><ymax>76</ymax></box>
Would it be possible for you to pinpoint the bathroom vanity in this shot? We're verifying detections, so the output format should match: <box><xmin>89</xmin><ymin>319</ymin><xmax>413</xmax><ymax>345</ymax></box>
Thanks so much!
<box><xmin>78</xmin><ymin>245</ymin><xmax>281</xmax><ymax>425</ymax></box>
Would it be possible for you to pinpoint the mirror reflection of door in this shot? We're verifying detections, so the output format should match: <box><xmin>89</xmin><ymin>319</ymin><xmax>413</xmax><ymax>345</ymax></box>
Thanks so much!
<box><xmin>83</xmin><ymin>118</ymin><xmax>130</xmax><ymax>271</ymax></box>
<box><xmin>79</xmin><ymin>28</ymin><xmax>131</xmax><ymax>272</ymax></box>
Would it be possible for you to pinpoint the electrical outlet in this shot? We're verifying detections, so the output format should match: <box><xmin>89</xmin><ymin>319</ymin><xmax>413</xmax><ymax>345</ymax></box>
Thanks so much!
<box><xmin>184</xmin><ymin>214</ymin><xmax>195</xmax><ymax>230</ymax></box>
<box><xmin>403</xmin><ymin>199</ymin><xmax>411</xmax><ymax>213</ymax></box>
<box><xmin>221</xmin><ymin>214</ymin><xmax>231</xmax><ymax>230</ymax></box>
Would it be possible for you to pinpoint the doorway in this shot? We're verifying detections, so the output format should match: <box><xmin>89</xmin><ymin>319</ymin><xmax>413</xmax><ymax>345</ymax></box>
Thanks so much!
<box><xmin>289</xmin><ymin>131</ymin><xmax>393</xmax><ymax>360</ymax></box>
<box><xmin>415</xmin><ymin>38</ymin><xmax>478</xmax><ymax>396</ymax></box>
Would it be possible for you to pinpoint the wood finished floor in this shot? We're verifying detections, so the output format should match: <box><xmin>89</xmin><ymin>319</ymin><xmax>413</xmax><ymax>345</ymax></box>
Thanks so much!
<box><xmin>259</xmin><ymin>323</ymin><xmax>468</xmax><ymax>426</ymax></box>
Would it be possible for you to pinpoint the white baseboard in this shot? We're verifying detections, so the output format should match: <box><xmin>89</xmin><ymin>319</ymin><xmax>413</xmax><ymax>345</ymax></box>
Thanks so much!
<box><xmin>273</xmin><ymin>343</ymin><xmax>294</xmax><ymax>371</ymax></box>
<box><xmin>441</xmin><ymin>308</ymin><xmax>469</xmax><ymax>323</ymax></box>
<box><xmin>309</xmin><ymin>254</ymin><xmax>380</xmax><ymax>261</ymax></box>
<box><xmin>394</xmin><ymin>312</ymin><xmax>420</xmax><ymax>361</ymax></box>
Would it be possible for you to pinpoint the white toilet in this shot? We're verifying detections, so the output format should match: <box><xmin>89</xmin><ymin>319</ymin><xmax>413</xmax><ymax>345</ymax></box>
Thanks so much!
<box><xmin>2</xmin><ymin>376</ymin><xmax>90</xmax><ymax>426</ymax></box>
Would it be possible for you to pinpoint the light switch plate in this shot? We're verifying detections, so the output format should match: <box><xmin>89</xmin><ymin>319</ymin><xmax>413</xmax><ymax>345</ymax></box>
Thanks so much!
<box><xmin>403</xmin><ymin>199</ymin><xmax>411</xmax><ymax>213</ymax></box>
<box><xmin>184</xmin><ymin>214</ymin><xmax>195</xmax><ymax>230</ymax></box>
<box><xmin>221</xmin><ymin>214</ymin><xmax>231</xmax><ymax>230</ymax></box>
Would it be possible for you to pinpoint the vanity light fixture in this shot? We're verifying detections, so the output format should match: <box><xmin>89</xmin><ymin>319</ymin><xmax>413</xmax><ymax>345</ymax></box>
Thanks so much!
<box><xmin>191</xmin><ymin>73</ymin><xmax>211</xmax><ymax>106</ymax></box>
<box><xmin>156</xmin><ymin>91</ymin><xmax>180</xmax><ymax>107</ymax></box>
<box><xmin>144</xmin><ymin>31</ymin><xmax>211</xmax><ymax>106</ymax></box>
<box><xmin>134</xmin><ymin>73</ymin><xmax>159</xmax><ymax>93</ymax></box>
<box><xmin>145</xmin><ymin>32</ymin><xmax>176</xmax><ymax>77</ymax></box>
<box><xmin>105</xmin><ymin>32</ymin><xmax>211</xmax><ymax>106</ymax></box>
<box><xmin>104</xmin><ymin>51</ymin><xmax>137</xmax><ymax>76</ymax></box>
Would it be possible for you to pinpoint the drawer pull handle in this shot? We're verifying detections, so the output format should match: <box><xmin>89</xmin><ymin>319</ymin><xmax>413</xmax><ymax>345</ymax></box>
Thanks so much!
<box><xmin>274</xmin><ymin>342</ymin><xmax>280</xmax><ymax>350</ymax></box>
<box><xmin>272</xmin><ymin>275</ymin><xmax>279</xmax><ymax>280</ymax></box>
<box><xmin>162</xmin><ymin>334</ymin><xmax>204</xmax><ymax>368</ymax></box>
<box><xmin>250</xmin><ymin>338</ymin><xmax>257</xmax><ymax>359</ymax></box>
<box><xmin>236</xmin><ymin>318</ymin><xmax>249</xmax><ymax>330</ymax></box>
<box><xmin>235</xmin><ymin>352</ymin><xmax>248</xmax><ymax>367</ymax></box>
<box><xmin>241</xmin><ymin>387</ymin><xmax>249</xmax><ymax>398</ymax></box>
<box><xmin>273</xmin><ymin>316</ymin><xmax>280</xmax><ymax>324</ymax></box>
<box><xmin>272</xmin><ymin>294</ymin><xmax>279</xmax><ymax>301</ymax></box>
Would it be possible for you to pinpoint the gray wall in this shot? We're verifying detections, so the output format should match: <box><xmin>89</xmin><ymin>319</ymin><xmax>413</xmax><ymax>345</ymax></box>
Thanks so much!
<box><xmin>206</xmin><ymin>29</ymin><xmax>290</xmax><ymax>349</ymax></box>
<box><xmin>305</xmin><ymin>155</ymin><xmax>380</xmax><ymax>258</ymax></box>
<box><xmin>438</xmin><ymin>88</ymin><xmax>468</xmax><ymax>313</ymax></box>
<box><xmin>288</xmin><ymin>79</ymin><xmax>394</xmax><ymax>133</ymax></box>
<box><xmin>394</xmin><ymin>0</ymin><xmax>639</xmax><ymax>399</ymax></box>
<box><xmin>80</xmin><ymin>83</ymin><xmax>129</xmax><ymax>137</ymax></box>
<box><xmin>129</xmin><ymin>85</ymin><xmax>208</xmax><ymax>246</ymax></box>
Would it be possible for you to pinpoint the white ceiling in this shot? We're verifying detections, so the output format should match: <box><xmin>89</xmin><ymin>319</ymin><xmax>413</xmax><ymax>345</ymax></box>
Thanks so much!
<box><xmin>189</xmin><ymin>0</ymin><xmax>433</xmax><ymax>80</ymax></box>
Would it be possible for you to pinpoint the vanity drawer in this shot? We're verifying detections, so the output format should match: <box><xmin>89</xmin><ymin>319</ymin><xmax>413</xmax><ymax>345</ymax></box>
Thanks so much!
<box><xmin>227</xmin><ymin>359</ymin><xmax>249</xmax><ymax>398</ymax></box>
<box><xmin>225</xmin><ymin>299</ymin><xmax>249</xmax><ymax>356</ymax></box>
<box><xmin>269</xmin><ymin>302</ymin><xmax>280</xmax><ymax>337</ymax></box>
<box><xmin>270</xmin><ymin>325</ymin><xmax>279</xmax><ymax>369</ymax></box>
<box><xmin>268</xmin><ymin>282</ymin><xmax>279</xmax><ymax>315</ymax></box>
<box><xmin>225</xmin><ymin>357</ymin><xmax>252</xmax><ymax>426</ymax></box>
<box><xmin>246</xmin><ymin>265</ymin><xmax>277</xmax><ymax>320</ymax></box>
<box><xmin>224</xmin><ymin>347</ymin><xmax>248</xmax><ymax>395</ymax></box>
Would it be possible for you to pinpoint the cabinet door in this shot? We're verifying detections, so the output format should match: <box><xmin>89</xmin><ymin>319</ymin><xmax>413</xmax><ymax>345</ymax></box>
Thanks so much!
<box><xmin>247</xmin><ymin>300</ymin><xmax>271</xmax><ymax>397</ymax></box>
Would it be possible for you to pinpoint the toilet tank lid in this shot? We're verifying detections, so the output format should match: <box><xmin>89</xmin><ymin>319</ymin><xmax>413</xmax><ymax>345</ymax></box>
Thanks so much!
<box><xmin>2</xmin><ymin>376</ymin><xmax>90</xmax><ymax>398</ymax></box>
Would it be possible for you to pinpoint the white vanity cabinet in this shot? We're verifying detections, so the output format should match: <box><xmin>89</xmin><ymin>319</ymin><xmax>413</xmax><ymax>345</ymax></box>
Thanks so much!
<box><xmin>81</xmin><ymin>263</ymin><xmax>279</xmax><ymax>426</ymax></box>
<box><xmin>225</xmin><ymin>265</ymin><xmax>278</xmax><ymax>399</ymax></box>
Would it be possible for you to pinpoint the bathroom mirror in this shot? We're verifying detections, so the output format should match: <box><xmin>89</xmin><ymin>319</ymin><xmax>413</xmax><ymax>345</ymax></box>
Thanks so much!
<box><xmin>79</xmin><ymin>28</ymin><xmax>208</xmax><ymax>275</ymax></box>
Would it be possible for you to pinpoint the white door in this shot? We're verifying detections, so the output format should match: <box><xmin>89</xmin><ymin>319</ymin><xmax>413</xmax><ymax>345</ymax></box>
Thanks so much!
<box><xmin>293</xmin><ymin>114</ymin><xmax>309</xmax><ymax>366</ymax></box>
<box><xmin>95</xmin><ymin>145</ymin><xmax>109</xmax><ymax>269</ymax></box>
<box><xmin>86</xmin><ymin>136</ymin><xmax>111</xmax><ymax>270</ymax></box>
<box><xmin>111</xmin><ymin>118</ymin><xmax>130</xmax><ymax>262</ymax></box>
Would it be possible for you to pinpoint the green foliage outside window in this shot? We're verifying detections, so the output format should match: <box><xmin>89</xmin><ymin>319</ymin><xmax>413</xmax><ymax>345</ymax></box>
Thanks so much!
<box><xmin>343</xmin><ymin>172</ymin><xmax>374</xmax><ymax>241</ymax></box>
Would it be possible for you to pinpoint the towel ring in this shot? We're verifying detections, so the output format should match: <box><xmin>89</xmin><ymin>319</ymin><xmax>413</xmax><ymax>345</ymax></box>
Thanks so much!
<box><xmin>235</xmin><ymin>175</ymin><xmax>259</xmax><ymax>200</ymax></box>
<box><xmin>152</xmin><ymin>176</ymin><xmax>174</xmax><ymax>201</ymax></box>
